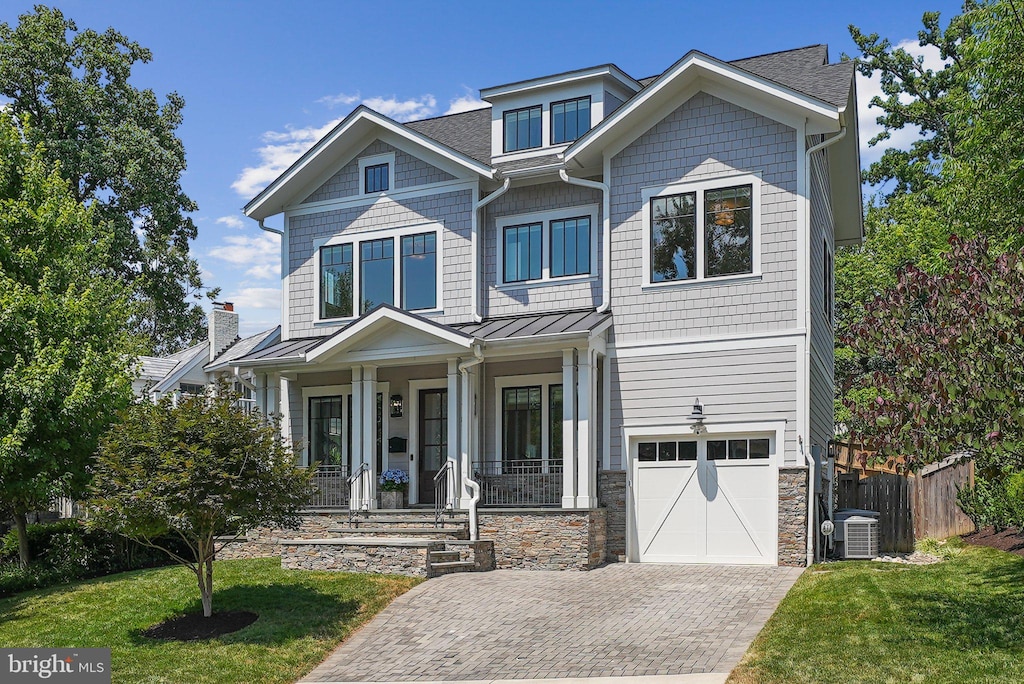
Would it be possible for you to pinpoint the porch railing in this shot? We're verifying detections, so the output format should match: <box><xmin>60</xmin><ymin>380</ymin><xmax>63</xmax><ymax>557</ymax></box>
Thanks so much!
<box><xmin>434</xmin><ymin>460</ymin><xmax>455</xmax><ymax>525</ymax></box>
<box><xmin>303</xmin><ymin>464</ymin><xmax>350</xmax><ymax>508</ymax></box>
<box><xmin>472</xmin><ymin>459</ymin><xmax>563</xmax><ymax>507</ymax></box>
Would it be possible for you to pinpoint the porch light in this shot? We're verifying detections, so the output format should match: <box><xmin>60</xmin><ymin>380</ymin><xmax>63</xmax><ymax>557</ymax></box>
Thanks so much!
<box><xmin>389</xmin><ymin>394</ymin><xmax>403</xmax><ymax>418</ymax></box>
<box><xmin>688</xmin><ymin>398</ymin><xmax>707</xmax><ymax>435</ymax></box>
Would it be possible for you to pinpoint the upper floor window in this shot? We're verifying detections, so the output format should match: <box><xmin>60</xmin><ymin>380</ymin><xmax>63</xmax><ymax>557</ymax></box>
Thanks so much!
<box><xmin>364</xmin><ymin>163</ymin><xmax>389</xmax><ymax>193</ymax></box>
<box><xmin>497</xmin><ymin>205</ymin><xmax>598</xmax><ymax>287</ymax></box>
<box><xmin>643</xmin><ymin>176</ymin><xmax>760</xmax><ymax>287</ymax></box>
<box><xmin>503</xmin><ymin>105</ymin><xmax>542</xmax><ymax>152</ymax></box>
<box><xmin>551</xmin><ymin>96</ymin><xmax>591</xmax><ymax>144</ymax></box>
<box><xmin>317</xmin><ymin>227</ymin><xmax>441</xmax><ymax>321</ymax></box>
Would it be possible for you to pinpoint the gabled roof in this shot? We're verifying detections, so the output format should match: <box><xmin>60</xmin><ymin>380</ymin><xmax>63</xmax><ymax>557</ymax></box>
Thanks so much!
<box><xmin>148</xmin><ymin>342</ymin><xmax>209</xmax><ymax>393</ymax></box>
<box><xmin>205</xmin><ymin>326</ymin><xmax>281</xmax><ymax>371</ymax></box>
<box><xmin>244</xmin><ymin>106</ymin><xmax>495</xmax><ymax>221</ymax></box>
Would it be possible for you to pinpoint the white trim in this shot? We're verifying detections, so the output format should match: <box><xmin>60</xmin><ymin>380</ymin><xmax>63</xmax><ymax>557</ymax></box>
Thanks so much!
<box><xmin>407</xmin><ymin>377</ymin><xmax>449</xmax><ymax>506</ymax></box>
<box><xmin>609</xmin><ymin>328</ymin><xmax>804</xmax><ymax>358</ymax></box>
<box><xmin>313</xmin><ymin>222</ymin><xmax>445</xmax><ymax>324</ymax></box>
<box><xmin>281</xmin><ymin>219</ymin><xmax>290</xmax><ymax>339</ymax></box>
<box><xmin>286</xmin><ymin>179</ymin><xmax>477</xmax><ymax>217</ymax></box>
<box><xmin>495</xmin><ymin>204</ymin><xmax>599</xmax><ymax>287</ymax></box>
<box><xmin>358</xmin><ymin>152</ymin><xmax>395</xmax><ymax>196</ymax></box>
<box><xmin>640</xmin><ymin>172</ymin><xmax>762</xmax><ymax>288</ymax></box>
<box><xmin>623</xmin><ymin>419</ymin><xmax>785</xmax><ymax>564</ymax></box>
<box><xmin>491</xmin><ymin>372</ymin><xmax>564</xmax><ymax>471</ymax></box>
<box><xmin>481</xmin><ymin>64</ymin><xmax>641</xmax><ymax>100</ymax></box>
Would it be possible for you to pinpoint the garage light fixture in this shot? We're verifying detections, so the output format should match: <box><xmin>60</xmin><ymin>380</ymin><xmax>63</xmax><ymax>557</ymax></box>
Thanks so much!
<box><xmin>688</xmin><ymin>398</ymin><xmax>706</xmax><ymax>435</ymax></box>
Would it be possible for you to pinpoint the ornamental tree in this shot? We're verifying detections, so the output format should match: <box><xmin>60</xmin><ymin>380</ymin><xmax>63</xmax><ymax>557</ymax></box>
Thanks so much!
<box><xmin>842</xmin><ymin>235</ymin><xmax>1024</xmax><ymax>475</ymax></box>
<box><xmin>89</xmin><ymin>391</ymin><xmax>314</xmax><ymax>617</ymax></box>
<box><xmin>0</xmin><ymin>111</ymin><xmax>139</xmax><ymax>568</ymax></box>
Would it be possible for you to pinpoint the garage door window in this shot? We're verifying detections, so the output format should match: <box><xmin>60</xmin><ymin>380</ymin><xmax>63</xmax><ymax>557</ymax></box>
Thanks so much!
<box><xmin>707</xmin><ymin>438</ymin><xmax>770</xmax><ymax>460</ymax></box>
<box><xmin>637</xmin><ymin>440</ymin><xmax>698</xmax><ymax>462</ymax></box>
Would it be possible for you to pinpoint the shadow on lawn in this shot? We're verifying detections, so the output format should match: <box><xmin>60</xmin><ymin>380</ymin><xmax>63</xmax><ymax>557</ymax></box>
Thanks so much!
<box><xmin>130</xmin><ymin>583</ymin><xmax>360</xmax><ymax>646</ymax></box>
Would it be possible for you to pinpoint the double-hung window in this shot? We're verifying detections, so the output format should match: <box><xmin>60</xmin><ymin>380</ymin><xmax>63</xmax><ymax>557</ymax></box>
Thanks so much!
<box><xmin>551</xmin><ymin>96</ymin><xmax>591</xmax><ymax>144</ymax></box>
<box><xmin>498</xmin><ymin>206</ymin><xmax>596</xmax><ymax>286</ymax></box>
<box><xmin>503</xmin><ymin>105</ymin><xmax>542</xmax><ymax>152</ymax></box>
<box><xmin>317</xmin><ymin>227</ymin><xmax>440</xmax><ymax>320</ymax></box>
<box><xmin>644</xmin><ymin>176</ymin><xmax>760</xmax><ymax>286</ymax></box>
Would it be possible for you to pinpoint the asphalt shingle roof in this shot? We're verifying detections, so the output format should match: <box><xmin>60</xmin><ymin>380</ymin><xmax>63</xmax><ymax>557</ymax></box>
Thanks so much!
<box><xmin>404</xmin><ymin>108</ymin><xmax>492</xmax><ymax>164</ymax></box>
<box><xmin>205</xmin><ymin>326</ymin><xmax>281</xmax><ymax>370</ymax></box>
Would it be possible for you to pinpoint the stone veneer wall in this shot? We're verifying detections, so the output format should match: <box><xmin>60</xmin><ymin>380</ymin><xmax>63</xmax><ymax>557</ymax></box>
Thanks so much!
<box><xmin>778</xmin><ymin>467</ymin><xmax>808</xmax><ymax>566</ymax></box>
<box><xmin>281</xmin><ymin>539</ymin><xmax>442</xmax><ymax>577</ymax></box>
<box><xmin>215</xmin><ymin>511</ymin><xmax>350</xmax><ymax>560</ymax></box>
<box><xmin>478</xmin><ymin>509</ymin><xmax>607</xmax><ymax>570</ymax></box>
<box><xmin>598</xmin><ymin>471</ymin><xmax>627</xmax><ymax>561</ymax></box>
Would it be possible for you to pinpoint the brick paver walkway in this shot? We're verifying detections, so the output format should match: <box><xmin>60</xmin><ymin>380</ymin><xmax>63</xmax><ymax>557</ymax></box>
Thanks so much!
<box><xmin>301</xmin><ymin>564</ymin><xmax>802</xmax><ymax>682</ymax></box>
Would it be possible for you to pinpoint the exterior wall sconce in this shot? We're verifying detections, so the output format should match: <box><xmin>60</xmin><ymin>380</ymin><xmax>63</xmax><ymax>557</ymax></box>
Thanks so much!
<box><xmin>688</xmin><ymin>398</ymin><xmax>707</xmax><ymax>435</ymax></box>
<box><xmin>389</xmin><ymin>394</ymin><xmax>403</xmax><ymax>418</ymax></box>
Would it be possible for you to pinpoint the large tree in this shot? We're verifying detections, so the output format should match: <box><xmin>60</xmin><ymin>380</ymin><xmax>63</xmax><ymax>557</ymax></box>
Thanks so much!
<box><xmin>89</xmin><ymin>391</ymin><xmax>313</xmax><ymax>618</ymax></box>
<box><xmin>0</xmin><ymin>111</ymin><xmax>140</xmax><ymax>568</ymax></box>
<box><xmin>0</xmin><ymin>5</ymin><xmax>213</xmax><ymax>354</ymax></box>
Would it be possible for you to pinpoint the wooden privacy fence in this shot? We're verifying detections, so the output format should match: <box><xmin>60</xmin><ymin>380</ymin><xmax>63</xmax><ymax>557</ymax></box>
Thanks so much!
<box><xmin>836</xmin><ymin>457</ymin><xmax>975</xmax><ymax>553</ymax></box>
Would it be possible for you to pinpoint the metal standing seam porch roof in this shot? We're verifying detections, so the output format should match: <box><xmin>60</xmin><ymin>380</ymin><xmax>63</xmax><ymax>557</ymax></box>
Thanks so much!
<box><xmin>231</xmin><ymin>309</ymin><xmax>611</xmax><ymax>366</ymax></box>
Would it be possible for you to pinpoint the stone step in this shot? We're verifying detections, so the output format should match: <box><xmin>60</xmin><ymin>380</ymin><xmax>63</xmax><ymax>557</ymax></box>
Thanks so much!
<box><xmin>428</xmin><ymin>550</ymin><xmax>462</xmax><ymax>563</ymax></box>
<box><xmin>428</xmin><ymin>560</ymin><xmax>477</xmax><ymax>576</ymax></box>
<box><xmin>327</xmin><ymin>526</ymin><xmax>468</xmax><ymax>540</ymax></box>
<box><xmin>345</xmin><ymin>517</ymin><xmax>466</xmax><ymax>527</ymax></box>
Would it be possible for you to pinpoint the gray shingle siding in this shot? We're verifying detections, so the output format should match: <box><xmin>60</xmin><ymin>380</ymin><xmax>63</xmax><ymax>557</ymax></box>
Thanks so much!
<box><xmin>608</xmin><ymin>346</ymin><xmax>799</xmax><ymax>469</ymax></box>
<box><xmin>808</xmin><ymin>136</ymin><xmax>835</xmax><ymax>448</ymax></box>
<box><xmin>482</xmin><ymin>182</ymin><xmax>603</xmax><ymax>318</ymax></box>
<box><xmin>287</xmin><ymin>187</ymin><xmax>474</xmax><ymax>338</ymax></box>
<box><xmin>302</xmin><ymin>140</ymin><xmax>456</xmax><ymax>205</ymax></box>
<box><xmin>608</xmin><ymin>92</ymin><xmax>799</xmax><ymax>343</ymax></box>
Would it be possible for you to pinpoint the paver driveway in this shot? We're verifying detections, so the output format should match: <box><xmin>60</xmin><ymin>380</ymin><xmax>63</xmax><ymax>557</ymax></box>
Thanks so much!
<box><xmin>301</xmin><ymin>564</ymin><xmax>802</xmax><ymax>682</ymax></box>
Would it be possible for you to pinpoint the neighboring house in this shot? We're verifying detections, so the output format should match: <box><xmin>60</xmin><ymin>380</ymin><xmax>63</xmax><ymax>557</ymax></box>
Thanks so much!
<box><xmin>233</xmin><ymin>44</ymin><xmax>862</xmax><ymax>568</ymax></box>
<box><xmin>134</xmin><ymin>302</ymin><xmax>280</xmax><ymax>407</ymax></box>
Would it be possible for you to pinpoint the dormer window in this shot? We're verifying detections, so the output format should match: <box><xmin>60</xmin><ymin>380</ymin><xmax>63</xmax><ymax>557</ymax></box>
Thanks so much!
<box><xmin>503</xmin><ymin>105</ymin><xmax>542</xmax><ymax>152</ymax></box>
<box><xmin>551</xmin><ymin>96</ymin><xmax>591</xmax><ymax>144</ymax></box>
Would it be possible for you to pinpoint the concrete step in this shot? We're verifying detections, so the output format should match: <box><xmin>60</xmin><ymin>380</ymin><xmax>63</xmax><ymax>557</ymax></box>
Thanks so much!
<box><xmin>428</xmin><ymin>550</ymin><xmax>462</xmax><ymax>564</ymax></box>
<box><xmin>428</xmin><ymin>560</ymin><xmax>477</xmax><ymax>576</ymax></box>
<box><xmin>327</xmin><ymin>526</ymin><xmax>468</xmax><ymax>540</ymax></box>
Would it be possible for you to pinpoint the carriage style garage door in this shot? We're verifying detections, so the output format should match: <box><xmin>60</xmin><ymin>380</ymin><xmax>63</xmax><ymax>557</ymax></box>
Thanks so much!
<box><xmin>632</xmin><ymin>434</ymin><xmax>778</xmax><ymax>565</ymax></box>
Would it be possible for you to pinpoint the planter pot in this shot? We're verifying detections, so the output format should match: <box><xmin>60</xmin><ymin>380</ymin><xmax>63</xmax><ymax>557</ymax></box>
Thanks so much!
<box><xmin>380</xmin><ymin>490</ymin><xmax>407</xmax><ymax>509</ymax></box>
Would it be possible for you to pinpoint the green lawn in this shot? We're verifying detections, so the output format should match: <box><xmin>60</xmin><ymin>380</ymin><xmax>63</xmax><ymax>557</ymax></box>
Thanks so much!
<box><xmin>730</xmin><ymin>545</ymin><xmax>1024</xmax><ymax>683</ymax></box>
<box><xmin>0</xmin><ymin>557</ymin><xmax>421</xmax><ymax>684</ymax></box>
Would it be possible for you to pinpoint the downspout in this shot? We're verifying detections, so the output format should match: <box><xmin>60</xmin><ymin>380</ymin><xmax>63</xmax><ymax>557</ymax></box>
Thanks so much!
<box><xmin>801</xmin><ymin>126</ymin><xmax>845</xmax><ymax>567</ymax></box>
<box><xmin>472</xmin><ymin>179</ymin><xmax>511</xmax><ymax>323</ymax></box>
<box><xmin>257</xmin><ymin>218</ymin><xmax>283</xmax><ymax>235</ymax></box>
<box><xmin>458</xmin><ymin>343</ymin><xmax>485</xmax><ymax>540</ymax></box>
<box><xmin>559</xmin><ymin>170</ymin><xmax>610</xmax><ymax>313</ymax></box>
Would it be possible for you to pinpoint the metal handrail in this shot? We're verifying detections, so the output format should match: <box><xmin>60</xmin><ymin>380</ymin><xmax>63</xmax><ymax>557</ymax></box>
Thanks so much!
<box><xmin>348</xmin><ymin>462</ymin><xmax>370</xmax><ymax>521</ymax></box>
<box><xmin>434</xmin><ymin>460</ymin><xmax>454</xmax><ymax>527</ymax></box>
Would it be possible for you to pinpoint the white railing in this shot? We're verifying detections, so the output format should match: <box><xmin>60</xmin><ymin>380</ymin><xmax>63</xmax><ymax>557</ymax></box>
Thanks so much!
<box><xmin>434</xmin><ymin>460</ymin><xmax>455</xmax><ymax>525</ymax></box>
<box><xmin>348</xmin><ymin>462</ymin><xmax>370</xmax><ymax>516</ymax></box>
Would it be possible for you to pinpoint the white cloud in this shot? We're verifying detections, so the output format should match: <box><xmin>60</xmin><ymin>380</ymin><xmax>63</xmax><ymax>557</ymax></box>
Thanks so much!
<box><xmin>223</xmin><ymin>287</ymin><xmax>281</xmax><ymax>311</ymax></box>
<box><xmin>208</xmin><ymin>232</ymin><xmax>280</xmax><ymax>281</ymax></box>
<box><xmin>445</xmin><ymin>91</ymin><xmax>488</xmax><ymax>115</ymax></box>
<box><xmin>215</xmin><ymin>215</ymin><xmax>245</xmax><ymax>230</ymax></box>
<box><xmin>232</xmin><ymin>117</ymin><xmax>344</xmax><ymax>197</ymax></box>
<box><xmin>856</xmin><ymin>39</ymin><xmax>948</xmax><ymax>170</ymax></box>
<box><xmin>317</xmin><ymin>92</ymin><xmax>361</xmax><ymax>108</ymax></box>
<box><xmin>362</xmin><ymin>94</ymin><xmax>437</xmax><ymax>121</ymax></box>
<box><xmin>245</xmin><ymin>263</ymin><xmax>280</xmax><ymax>280</ymax></box>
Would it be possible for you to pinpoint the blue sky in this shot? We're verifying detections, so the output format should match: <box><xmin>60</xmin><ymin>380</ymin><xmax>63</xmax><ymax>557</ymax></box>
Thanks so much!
<box><xmin>1</xmin><ymin>0</ymin><xmax>962</xmax><ymax>336</ymax></box>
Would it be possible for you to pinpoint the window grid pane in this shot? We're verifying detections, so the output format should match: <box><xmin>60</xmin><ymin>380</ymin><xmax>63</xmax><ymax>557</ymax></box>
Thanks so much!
<box><xmin>704</xmin><ymin>184</ymin><xmax>753</xmax><ymax>277</ymax></box>
<box><xmin>364</xmin><ymin>163</ymin><xmax>389</xmax><ymax>193</ymax></box>
<box><xmin>551</xmin><ymin>96</ymin><xmax>591</xmax><ymax>144</ymax></box>
<box><xmin>550</xmin><ymin>216</ymin><xmax>591</xmax><ymax>277</ymax></box>
<box><xmin>503</xmin><ymin>106</ymin><xmax>542</xmax><ymax>152</ymax></box>
<box><xmin>400</xmin><ymin>232</ymin><xmax>437</xmax><ymax>311</ymax></box>
<box><xmin>651</xmin><ymin>192</ymin><xmax>696</xmax><ymax>282</ymax></box>
<box><xmin>309</xmin><ymin>396</ymin><xmax>344</xmax><ymax>466</ymax></box>
<box><xmin>503</xmin><ymin>222</ymin><xmax>542</xmax><ymax>282</ymax></box>
<box><xmin>502</xmin><ymin>386</ymin><xmax>542</xmax><ymax>463</ymax></box>
<box><xmin>360</xmin><ymin>237</ymin><xmax>394</xmax><ymax>314</ymax></box>
<box><xmin>320</xmin><ymin>244</ymin><xmax>353</xmax><ymax>319</ymax></box>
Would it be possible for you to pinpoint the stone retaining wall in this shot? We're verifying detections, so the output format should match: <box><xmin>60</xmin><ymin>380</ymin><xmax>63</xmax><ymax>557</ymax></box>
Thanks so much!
<box><xmin>213</xmin><ymin>511</ymin><xmax>350</xmax><ymax>560</ymax></box>
<box><xmin>281</xmin><ymin>539</ymin><xmax>442</xmax><ymax>576</ymax></box>
<box><xmin>478</xmin><ymin>509</ymin><xmax>607</xmax><ymax>570</ymax></box>
<box><xmin>598</xmin><ymin>470</ymin><xmax>627</xmax><ymax>561</ymax></box>
<box><xmin>778</xmin><ymin>467</ymin><xmax>808</xmax><ymax>566</ymax></box>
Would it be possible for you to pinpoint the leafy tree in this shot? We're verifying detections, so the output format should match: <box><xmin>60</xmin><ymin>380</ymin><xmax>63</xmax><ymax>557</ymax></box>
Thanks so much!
<box><xmin>89</xmin><ymin>391</ymin><xmax>314</xmax><ymax>617</ymax></box>
<box><xmin>0</xmin><ymin>111</ymin><xmax>139</xmax><ymax>568</ymax></box>
<box><xmin>0</xmin><ymin>5</ymin><xmax>214</xmax><ymax>354</ymax></box>
<box><xmin>841</xmin><ymin>236</ymin><xmax>1024</xmax><ymax>475</ymax></box>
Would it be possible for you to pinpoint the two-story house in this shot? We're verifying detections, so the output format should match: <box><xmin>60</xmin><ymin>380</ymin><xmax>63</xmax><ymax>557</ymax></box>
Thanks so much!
<box><xmin>233</xmin><ymin>44</ymin><xmax>861</xmax><ymax>570</ymax></box>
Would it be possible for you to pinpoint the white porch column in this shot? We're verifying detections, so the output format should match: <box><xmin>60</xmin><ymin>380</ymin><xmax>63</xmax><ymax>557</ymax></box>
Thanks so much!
<box><xmin>279</xmin><ymin>375</ymin><xmax>293</xmax><ymax>444</ymax></box>
<box><xmin>255</xmin><ymin>373</ymin><xmax>268</xmax><ymax>422</ymax></box>
<box><xmin>561</xmin><ymin>349</ymin><xmax>578</xmax><ymax>508</ymax></box>
<box><xmin>266</xmin><ymin>373</ymin><xmax>279</xmax><ymax>421</ymax></box>
<box><xmin>361</xmin><ymin>365</ymin><xmax>378</xmax><ymax>509</ymax></box>
<box><xmin>447</xmin><ymin>359</ymin><xmax>461</xmax><ymax>509</ymax></box>
<box><xmin>350</xmin><ymin>366</ymin><xmax>364</xmax><ymax>508</ymax></box>
<box><xmin>576</xmin><ymin>348</ymin><xmax>598</xmax><ymax>508</ymax></box>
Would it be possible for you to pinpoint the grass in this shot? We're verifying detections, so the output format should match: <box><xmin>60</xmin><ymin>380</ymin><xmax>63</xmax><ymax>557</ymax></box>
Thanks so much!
<box><xmin>0</xmin><ymin>557</ymin><xmax>421</xmax><ymax>684</ymax></box>
<box><xmin>729</xmin><ymin>544</ymin><xmax>1024</xmax><ymax>684</ymax></box>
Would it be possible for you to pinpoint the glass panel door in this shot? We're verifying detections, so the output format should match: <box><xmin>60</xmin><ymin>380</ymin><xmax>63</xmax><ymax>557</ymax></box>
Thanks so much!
<box><xmin>418</xmin><ymin>388</ymin><xmax>447</xmax><ymax>503</ymax></box>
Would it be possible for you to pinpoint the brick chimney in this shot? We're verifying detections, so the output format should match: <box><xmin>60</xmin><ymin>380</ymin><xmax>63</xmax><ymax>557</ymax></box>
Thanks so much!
<box><xmin>209</xmin><ymin>302</ymin><xmax>239</xmax><ymax>362</ymax></box>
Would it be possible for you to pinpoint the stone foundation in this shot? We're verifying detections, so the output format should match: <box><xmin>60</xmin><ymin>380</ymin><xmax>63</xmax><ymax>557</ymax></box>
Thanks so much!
<box><xmin>598</xmin><ymin>470</ymin><xmax>627</xmax><ymax>561</ymax></box>
<box><xmin>281</xmin><ymin>538</ymin><xmax>442</xmax><ymax>576</ymax></box>
<box><xmin>778</xmin><ymin>467</ymin><xmax>808</xmax><ymax>566</ymax></box>
<box><xmin>478</xmin><ymin>509</ymin><xmax>607</xmax><ymax>570</ymax></box>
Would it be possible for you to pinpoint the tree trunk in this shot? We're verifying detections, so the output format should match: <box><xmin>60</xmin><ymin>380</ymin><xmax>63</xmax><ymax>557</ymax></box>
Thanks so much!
<box><xmin>13</xmin><ymin>511</ymin><xmax>30</xmax><ymax>569</ymax></box>
<box><xmin>195</xmin><ymin>537</ymin><xmax>215</xmax><ymax>617</ymax></box>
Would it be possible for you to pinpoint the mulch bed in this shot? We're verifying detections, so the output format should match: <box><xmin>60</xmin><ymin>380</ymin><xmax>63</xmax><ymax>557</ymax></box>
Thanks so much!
<box><xmin>964</xmin><ymin>526</ymin><xmax>1024</xmax><ymax>558</ymax></box>
<box><xmin>142</xmin><ymin>610</ymin><xmax>258</xmax><ymax>641</ymax></box>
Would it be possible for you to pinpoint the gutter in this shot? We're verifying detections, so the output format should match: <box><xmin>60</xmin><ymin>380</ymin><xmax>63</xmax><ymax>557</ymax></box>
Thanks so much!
<box><xmin>559</xmin><ymin>170</ymin><xmax>610</xmax><ymax>313</ymax></box>
<box><xmin>458</xmin><ymin>343</ymin><xmax>485</xmax><ymax>540</ymax></box>
<box><xmin>257</xmin><ymin>218</ymin><xmax>283</xmax><ymax>235</ymax></box>
<box><xmin>472</xmin><ymin>179</ymin><xmax>511</xmax><ymax>323</ymax></box>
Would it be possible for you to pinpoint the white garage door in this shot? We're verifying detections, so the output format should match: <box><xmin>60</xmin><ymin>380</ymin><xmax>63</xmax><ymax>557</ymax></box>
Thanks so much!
<box><xmin>633</xmin><ymin>435</ymin><xmax>778</xmax><ymax>565</ymax></box>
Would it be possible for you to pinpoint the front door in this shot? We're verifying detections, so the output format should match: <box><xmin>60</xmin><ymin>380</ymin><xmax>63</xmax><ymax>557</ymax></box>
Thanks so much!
<box><xmin>418</xmin><ymin>388</ymin><xmax>447</xmax><ymax>504</ymax></box>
